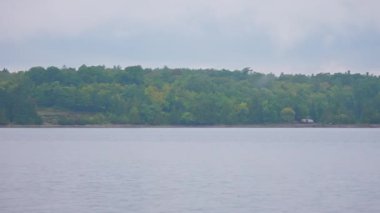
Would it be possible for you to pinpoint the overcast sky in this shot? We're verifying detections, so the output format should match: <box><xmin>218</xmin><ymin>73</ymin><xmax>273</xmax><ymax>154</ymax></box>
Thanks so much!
<box><xmin>1</xmin><ymin>0</ymin><xmax>380</xmax><ymax>74</ymax></box>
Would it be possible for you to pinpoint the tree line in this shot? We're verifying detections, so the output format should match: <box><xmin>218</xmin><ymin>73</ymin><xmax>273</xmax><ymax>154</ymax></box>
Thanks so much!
<box><xmin>0</xmin><ymin>65</ymin><xmax>380</xmax><ymax>125</ymax></box>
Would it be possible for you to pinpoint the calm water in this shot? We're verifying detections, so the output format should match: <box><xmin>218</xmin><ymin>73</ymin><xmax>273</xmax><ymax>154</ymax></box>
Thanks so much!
<box><xmin>1</xmin><ymin>128</ymin><xmax>380</xmax><ymax>213</ymax></box>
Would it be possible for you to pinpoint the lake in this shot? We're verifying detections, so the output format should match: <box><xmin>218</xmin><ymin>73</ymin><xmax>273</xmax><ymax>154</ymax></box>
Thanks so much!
<box><xmin>1</xmin><ymin>128</ymin><xmax>380</xmax><ymax>213</ymax></box>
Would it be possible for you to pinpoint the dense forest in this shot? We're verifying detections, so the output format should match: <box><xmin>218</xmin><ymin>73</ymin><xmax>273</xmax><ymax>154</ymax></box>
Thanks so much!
<box><xmin>0</xmin><ymin>65</ymin><xmax>380</xmax><ymax>125</ymax></box>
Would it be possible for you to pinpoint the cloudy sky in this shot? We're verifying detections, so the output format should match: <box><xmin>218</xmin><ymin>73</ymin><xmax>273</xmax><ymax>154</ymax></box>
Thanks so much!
<box><xmin>1</xmin><ymin>0</ymin><xmax>380</xmax><ymax>74</ymax></box>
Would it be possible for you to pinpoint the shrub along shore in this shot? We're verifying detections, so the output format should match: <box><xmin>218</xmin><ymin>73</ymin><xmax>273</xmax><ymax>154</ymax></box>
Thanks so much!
<box><xmin>2</xmin><ymin>124</ymin><xmax>380</xmax><ymax>128</ymax></box>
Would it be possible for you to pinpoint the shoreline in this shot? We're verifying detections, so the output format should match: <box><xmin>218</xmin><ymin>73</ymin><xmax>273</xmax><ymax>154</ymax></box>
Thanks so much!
<box><xmin>1</xmin><ymin>124</ymin><xmax>380</xmax><ymax>128</ymax></box>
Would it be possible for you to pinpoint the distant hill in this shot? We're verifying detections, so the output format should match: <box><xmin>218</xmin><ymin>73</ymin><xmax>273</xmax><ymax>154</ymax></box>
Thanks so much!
<box><xmin>1</xmin><ymin>66</ymin><xmax>380</xmax><ymax>125</ymax></box>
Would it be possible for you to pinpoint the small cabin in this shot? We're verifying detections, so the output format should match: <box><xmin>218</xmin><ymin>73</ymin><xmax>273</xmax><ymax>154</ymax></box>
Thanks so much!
<box><xmin>301</xmin><ymin>118</ymin><xmax>314</xmax><ymax>123</ymax></box>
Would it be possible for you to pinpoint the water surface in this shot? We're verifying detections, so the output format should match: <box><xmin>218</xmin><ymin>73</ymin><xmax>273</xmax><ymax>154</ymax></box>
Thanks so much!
<box><xmin>1</xmin><ymin>128</ymin><xmax>379</xmax><ymax>213</ymax></box>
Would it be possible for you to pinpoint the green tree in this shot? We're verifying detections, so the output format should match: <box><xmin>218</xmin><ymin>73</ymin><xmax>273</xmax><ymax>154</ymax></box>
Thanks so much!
<box><xmin>281</xmin><ymin>107</ymin><xmax>295</xmax><ymax>123</ymax></box>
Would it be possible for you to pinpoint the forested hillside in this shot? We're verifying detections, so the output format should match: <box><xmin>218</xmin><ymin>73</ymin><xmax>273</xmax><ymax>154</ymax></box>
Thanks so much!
<box><xmin>1</xmin><ymin>66</ymin><xmax>380</xmax><ymax>125</ymax></box>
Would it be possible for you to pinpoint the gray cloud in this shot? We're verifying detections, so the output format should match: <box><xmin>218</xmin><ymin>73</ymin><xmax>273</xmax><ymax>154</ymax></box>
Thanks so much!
<box><xmin>1</xmin><ymin>0</ymin><xmax>380</xmax><ymax>73</ymax></box>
